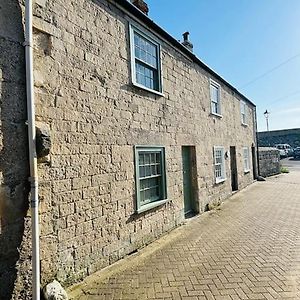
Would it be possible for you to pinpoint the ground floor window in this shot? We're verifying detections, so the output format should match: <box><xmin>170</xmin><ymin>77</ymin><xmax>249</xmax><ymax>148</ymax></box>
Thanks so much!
<box><xmin>214</xmin><ymin>146</ymin><xmax>226</xmax><ymax>183</ymax></box>
<box><xmin>134</xmin><ymin>146</ymin><xmax>167</xmax><ymax>213</ymax></box>
<box><xmin>243</xmin><ymin>147</ymin><xmax>250</xmax><ymax>172</ymax></box>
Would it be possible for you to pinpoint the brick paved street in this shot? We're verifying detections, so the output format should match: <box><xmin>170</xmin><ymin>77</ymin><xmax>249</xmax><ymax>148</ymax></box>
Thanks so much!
<box><xmin>69</xmin><ymin>170</ymin><xmax>300</xmax><ymax>300</ymax></box>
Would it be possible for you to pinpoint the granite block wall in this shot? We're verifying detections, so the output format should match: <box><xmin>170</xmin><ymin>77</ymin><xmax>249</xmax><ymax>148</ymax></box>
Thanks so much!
<box><xmin>0</xmin><ymin>0</ymin><xmax>257</xmax><ymax>297</ymax></box>
<box><xmin>259</xmin><ymin>147</ymin><xmax>280</xmax><ymax>177</ymax></box>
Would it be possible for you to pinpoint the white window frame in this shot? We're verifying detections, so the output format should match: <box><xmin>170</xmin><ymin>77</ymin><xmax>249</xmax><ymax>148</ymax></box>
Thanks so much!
<box><xmin>134</xmin><ymin>146</ymin><xmax>167</xmax><ymax>213</ymax></box>
<box><xmin>243</xmin><ymin>147</ymin><xmax>250</xmax><ymax>173</ymax></box>
<box><xmin>214</xmin><ymin>146</ymin><xmax>226</xmax><ymax>183</ymax></box>
<box><xmin>129</xmin><ymin>24</ymin><xmax>163</xmax><ymax>95</ymax></box>
<box><xmin>240</xmin><ymin>101</ymin><xmax>247</xmax><ymax>125</ymax></box>
<box><xmin>210</xmin><ymin>79</ymin><xmax>222</xmax><ymax>117</ymax></box>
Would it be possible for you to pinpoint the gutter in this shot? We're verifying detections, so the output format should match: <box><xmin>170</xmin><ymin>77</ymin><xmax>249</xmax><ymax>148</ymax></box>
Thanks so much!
<box><xmin>114</xmin><ymin>0</ymin><xmax>256</xmax><ymax>108</ymax></box>
<box><xmin>24</xmin><ymin>0</ymin><xmax>40</xmax><ymax>299</ymax></box>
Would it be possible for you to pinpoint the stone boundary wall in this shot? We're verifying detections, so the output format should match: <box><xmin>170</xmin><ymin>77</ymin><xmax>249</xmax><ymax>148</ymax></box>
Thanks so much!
<box><xmin>258</xmin><ymin>128</ymin><xmax>300</xmax><ymax>148</ymax></box>
<box><xmin>259</xmin><ymin>147</ymin><xmax>280</xmax><ymax>178</ymax></box>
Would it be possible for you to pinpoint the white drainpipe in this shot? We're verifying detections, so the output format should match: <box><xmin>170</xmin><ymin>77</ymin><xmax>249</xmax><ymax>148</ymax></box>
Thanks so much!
<box><xmin>24</xmin><ymin>0</ymin><xmax>40</xmax><ymax>299</ymax></box>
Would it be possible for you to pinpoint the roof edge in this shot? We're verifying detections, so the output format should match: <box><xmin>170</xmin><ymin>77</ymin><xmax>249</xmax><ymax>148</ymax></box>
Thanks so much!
<box><xmin>113</xmin><ymin>0</ymin><xmax>255</xmax><ymax>107</ymax></box>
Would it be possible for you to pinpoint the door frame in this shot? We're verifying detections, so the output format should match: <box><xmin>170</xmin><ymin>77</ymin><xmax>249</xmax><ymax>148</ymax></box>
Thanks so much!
<box><xmin>251</xmin><ymin>145</ymin><xmax>258</xmax><ymax>179</ymax></box>
<box><xmin>230</xmin><ymin>146</ymin><xmax>238</xmax><ymax>191</ymax></box>
<box><xmin>181</xmin><ymin>146</ymin><xmax>199</xmax><ymax>217</ymax></box>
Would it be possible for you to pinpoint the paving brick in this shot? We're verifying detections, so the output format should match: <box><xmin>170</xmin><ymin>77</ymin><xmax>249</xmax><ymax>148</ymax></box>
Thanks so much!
<box><xmin>68</xmin><ymin>171</ymin><xmax>300</xmax><ymax>299</ymax></box>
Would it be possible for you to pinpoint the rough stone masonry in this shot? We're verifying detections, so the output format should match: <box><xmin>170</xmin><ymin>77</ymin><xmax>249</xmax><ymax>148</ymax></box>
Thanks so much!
<box><xmin>0</xmin><ymin>0</ymin><xmax>257</xmax><ymax>298</ymax></box>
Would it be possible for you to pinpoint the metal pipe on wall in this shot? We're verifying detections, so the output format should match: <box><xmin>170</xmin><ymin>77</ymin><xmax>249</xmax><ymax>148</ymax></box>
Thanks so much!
<box><xmin>24</xmin><ymin>0</ymin><xmax>40</xmax><ymax>299</ymax></box>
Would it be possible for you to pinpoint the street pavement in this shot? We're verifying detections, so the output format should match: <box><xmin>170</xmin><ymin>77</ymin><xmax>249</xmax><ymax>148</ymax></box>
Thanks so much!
<box><xmin>69</xmin><ymin>165</ymin><xmax>300</xmax><ymax>300</ymax></box>
<box><xmin>281</xmin><ymin>157</ymin><xmax>300</xmax><ymax>172</ymax></box>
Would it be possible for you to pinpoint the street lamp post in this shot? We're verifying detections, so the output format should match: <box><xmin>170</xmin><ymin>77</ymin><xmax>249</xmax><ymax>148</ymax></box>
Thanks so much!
<box><xmin>264</xmin><ymin>110</ymin><xmax>270</xmax><ymax>132</ymax></box>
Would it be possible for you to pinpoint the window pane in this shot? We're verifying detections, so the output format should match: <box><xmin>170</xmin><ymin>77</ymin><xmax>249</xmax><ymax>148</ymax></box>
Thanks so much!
<box><xmin>145</xmin><ymin>189</ymin><xmax>150</xmax><ymax>202</ymax></box>
<box><xmin>140</xmin><ymin>180</ymin><xmax>146</xmax><ymax>190</ymax></box>
<box><xmin>244</xmin><ymin>148</ymin><xmax>249</xmax><ymax>170</ymax></box>
<box><xmin>215</xmin><ymin>147</ymin><xmax>225</xmax><ymax>180</ymax></box>
<box><xmin>135</xmin><ymin>62</ymin><xmax>157</xmax><ymax>90</ymax></box>
<box><xmin>139</xmin><ymin>154</ymin><xmax>144</xmax><ymax>165</ymax></box>
<box><xmin>215</xmin><ymin>149</ymin><xmax>222</xmax><ymax>164</ymax></box>
<box><xmin>241</xmin><ymin>102</ymin><xmax>245</xmax><ymax>113</ymax></box>
<box><xmin>145</xmin><ymin>77</ymin><xmax>151</xmax><ymax>89</ymax></box>
<box><xmin>150</xmin><ymin>187</ymin><xmax>156</xmax><ymax>198</ymax></box>
<box><xmin>151</xmin><ymin>165</ymin><xmax>156</xmax><ymax>175</ymax></box>
<box><xmin>212</xmin><ymin>102</ymin><xmax>219</xmax><ymax>114</ymax></box>
<box><xmin>134</xmin><ymin>32</ymin><xmax>157</xmax><ymax>68</ymax></box>
<box><xmin>155</xmin><ymin>153</ymin><xmax>160</xmax><ymax>163</ymax></box>
<box><xmin>211</xmin><ymin>83</ymin><xmax>220</xmax><ymax>114</ymax></box>
<box><xmin>211</xmin><ymin>85</ymin><xmax>219</xmax><ymax>102</ymax></box>
<box><xmin>215</xmin><ymin>164</ymin><xmax>221</xmax><ymax>178</ymax></box>
<box><xmin>145</xmin><ymin>153</ymin><xmax>150</xmax><ymax>164</ymax></box>
<box><xmin>157</xmin><ymin>163</ymin><xmax>161</xmax><ymax>174</ymax></box>
<box><xmin>242</xmin><ymin>113</ymin><xmax>246</xmax><ymax>123</ymax></box>
<box><xmin>140</xmin><ymin>190</ymin><xmax>145</xmax><ymax>203</ymax></box>
<box><xmin>139</xmin><ymin>166</ymin><xmax>145</xmax><ymax>178</ymax></box>
<box><xmin>145</xmin><ymin>165</ymin><xmax>151</xmax><ymax>177</ymax></box>
<box><xmin>140</xmin><ymin>177</ymin><xmax>160</xmax><ymax>203</ymax></box>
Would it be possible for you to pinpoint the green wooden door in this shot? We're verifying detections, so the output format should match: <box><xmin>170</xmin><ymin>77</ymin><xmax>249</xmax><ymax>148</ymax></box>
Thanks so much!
<box><xmin>182</xmin><ymin>146</ymin><xmax>193</xmax><ymax>215</ymax></box>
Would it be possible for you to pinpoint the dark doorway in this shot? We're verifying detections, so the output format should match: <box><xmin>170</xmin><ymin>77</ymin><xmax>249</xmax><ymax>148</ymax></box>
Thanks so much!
<box><xmin>182</xmin><ymin>146</ymin><xmax>198</xmax><ymax>217</ymax></box>
<box><xmin>251</xmin><ymin>146</ymin><xmax>258</xmax><ymax>179</ymax></box>
<box><xmin>230</xmin><ymin>146</ymin><xmax>238</xmax><ymax>191</ymax></box>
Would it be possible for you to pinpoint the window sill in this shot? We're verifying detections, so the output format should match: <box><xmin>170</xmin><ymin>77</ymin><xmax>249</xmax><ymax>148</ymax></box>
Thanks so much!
<box><xmin>136</xmin><ymin>199</ymin><xmax>168</xmax><ymax>214</ymax></box>
<box><xmin>210</xmin><ymin>112</ymin><xmax>223</xmax><ymax>118</ymax></box>
<box><xmin>215</xmin><ymin>178</ymin><xmax>226</xmax><ymax>184</ymax></box>
<box><xmin>132</xmin><ymin>82</ymin><xmax>164</xmax><ymax>97</ymax></box>
<box><xmin>241</xmin><ymin>122</ymin><xmax>248</xmax><ymax>127</ymax></box>
<box><xmin>244</xmin><ymin>169</ymin><xmax>250</xmax><ymax>174</ymax></box>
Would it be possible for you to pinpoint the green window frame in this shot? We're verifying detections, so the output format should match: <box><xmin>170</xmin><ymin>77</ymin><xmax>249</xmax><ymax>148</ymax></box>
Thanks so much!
<box><xmin>134</xmin><ymin>146</ymin><xmax>167</xmax><ymax>213</ymax></box>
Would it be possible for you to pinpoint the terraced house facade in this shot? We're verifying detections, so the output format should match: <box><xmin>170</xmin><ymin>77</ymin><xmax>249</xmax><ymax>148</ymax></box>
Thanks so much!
<box><xmin>0</xmin><ymin>0</ymin><xmax>257</xmax><ymax>298</ymax></box>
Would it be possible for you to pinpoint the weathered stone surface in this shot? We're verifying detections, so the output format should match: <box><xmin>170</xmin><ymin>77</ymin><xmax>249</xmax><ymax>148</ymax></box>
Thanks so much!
<box><xmin>32</xmin><ymin>0</ymin><xmax>257</xmax><ymax>290</ymax></box>
<box><xmin>43</xmin><ymin>280</ymin><xmax>68</xmax><ymax>300</ymax></box>
<box><xmin>259</xmin><ymin>147</ymin><xmax>280</xmax><ymax>177</ymax></box>
<box><xmin>36</xmin><ymin>121</ymin><xmax>52</xmax><ymax>159</ymax></box>
<box><xmin>258</xmin><ymin>128</ymin><xmax>300</xmax><ymax>148</ymax></box>
<box><xmin>1</xmin><ymin>0</ymin><xmax>257</xmax><ymax>298</ymax></box>
<box><xmin>0</xmin><ymin>1</ymin><xmax>32</xmax><ymax>299</ymax></box>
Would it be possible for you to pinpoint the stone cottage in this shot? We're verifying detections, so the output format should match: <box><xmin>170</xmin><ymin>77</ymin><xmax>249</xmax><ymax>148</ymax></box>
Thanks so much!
<box><xmin>0</xmin><ymin>0</ymin><xmax>257</xmax><ymax>298</ymax></box>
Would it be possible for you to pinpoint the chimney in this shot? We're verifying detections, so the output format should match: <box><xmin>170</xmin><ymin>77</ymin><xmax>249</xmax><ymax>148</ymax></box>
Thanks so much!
<box><xmin>131</xmin><ymin>0</ymin><xmax>149</xmax><ymax>15</ymax></box>
<box><xmin>182</xmin><ymin>31</ymin><xmax>193</xmax><ymax>52</ymax></box>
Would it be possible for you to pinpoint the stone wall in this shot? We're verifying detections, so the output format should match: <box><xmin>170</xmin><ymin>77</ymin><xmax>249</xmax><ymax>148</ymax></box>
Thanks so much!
<box><xmin>258</xmin><ymin>128</ymin><xmax>300</xmax><ymax>148</ymax></box>
<box><xmin>32</xmin><ymin>0</ymin><xmax>256</xmax><ymax>288</ymax></box>
<box><xmin>0</xmin><ymin>0</ymin><xmax>257</xmax><ymax>297</ymax></box>
<box><xmin>258</xmin><ymin>147</ymin><xmax>280</xmax><ymax>178</ymax></box>
<box><xmin>0</xmin><ymin>1</ymin><xmax>33</xmax><ymax>299</ymax></box>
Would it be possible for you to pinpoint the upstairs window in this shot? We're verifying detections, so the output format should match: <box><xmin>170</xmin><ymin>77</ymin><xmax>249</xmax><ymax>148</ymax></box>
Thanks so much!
<box><xmin>243</xmin><ymin>147</ymin><xmax>250</xmax><ymax>173</ymax></box>
<box><xmin>214</xmin><ymin>146</ymin><xmax>226</xmax><ymax>183</ymax></box>
<box><xmin>130</xmin><ymin>25</ymin><xmax>162</xmax><ymax>93</ymax></box>
<box><xmin>240</xmin><ymin>101</ymin><xmax>247</xmax><ymax>125</ymax></box>
<box><xmin>135</xmin><ymin>146</ymin><xmax>167</xmax><ymax>213</ymax></box>
<box><xmin>210</xmin><ymin>80</ymin><xmax>221</xmax><ymax>116</ymax></box>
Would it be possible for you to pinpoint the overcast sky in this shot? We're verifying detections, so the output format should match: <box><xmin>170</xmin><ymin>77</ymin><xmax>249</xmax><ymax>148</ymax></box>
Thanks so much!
<box><xmin>145</xmin><ymin>0</ymin><xmax>300</xmax><ymax>132</ymax></box>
